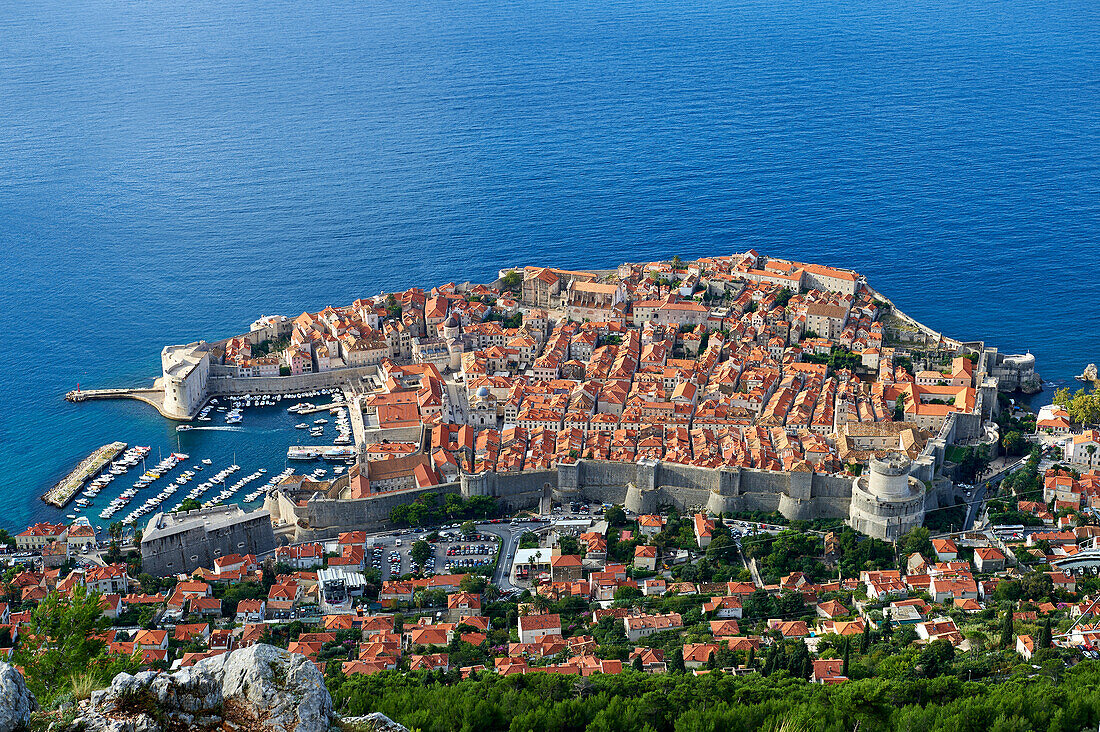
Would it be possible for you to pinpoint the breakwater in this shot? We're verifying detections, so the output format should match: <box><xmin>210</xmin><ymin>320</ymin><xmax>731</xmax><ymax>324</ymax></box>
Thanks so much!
<box><xmin>43</xmin><ymin>441</ymin><xmax>126</xmax><ymax>508</ymax></box>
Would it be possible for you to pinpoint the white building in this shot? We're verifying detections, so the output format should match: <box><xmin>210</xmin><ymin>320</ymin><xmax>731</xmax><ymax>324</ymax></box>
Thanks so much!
<box><xmin>1067</xmin><ymin>431</ymin><xmax>1100</xmax><ymax>470</ymax></box>
<box><xmin>161</xmin><ymin>342</ymin><xmax>211</xmax><ymax>419</ymax></box>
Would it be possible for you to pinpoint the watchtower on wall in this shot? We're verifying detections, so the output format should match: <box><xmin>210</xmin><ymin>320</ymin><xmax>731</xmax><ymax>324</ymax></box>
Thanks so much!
<box><xmin>848</xmin><ymin>453</ymin><xmax>926</xmax><ymax>541</ymax></box>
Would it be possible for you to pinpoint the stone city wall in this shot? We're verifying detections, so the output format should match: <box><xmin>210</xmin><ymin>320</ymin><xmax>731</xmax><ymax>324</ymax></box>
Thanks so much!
<box><xmin>141</xmin><ymin>509</ymin><xmax>275</xmax><ymax>576</ymax></box>
<box><xmin>207</xmin><ymin>365</ymin><xmax>380</xmax><ymax>397</ymax></box>
<box><xmin>269</xmin><ymin>482</ymin><xmax>462</xmax><ymax>543</ymax></box>
<box><xmin>267</xmin><ymin>456</ymin><xmax>911</xmax><ymax>540</ymax></box>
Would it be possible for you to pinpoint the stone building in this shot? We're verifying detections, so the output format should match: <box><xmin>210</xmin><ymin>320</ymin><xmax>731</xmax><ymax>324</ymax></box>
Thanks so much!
<box><xmin>160</xmin><ymin>342</ymin><xmax>211</xmax><ymax>419</ymax></box>
<box><xmin>848</xmin><ymin>454</ymin><xmax>926</xmax><ymax>541</ymax></box>
<box><xmin>140</xmin><ymin>505</ymin><xmax>275</xmax><ymax>576</ymax></box>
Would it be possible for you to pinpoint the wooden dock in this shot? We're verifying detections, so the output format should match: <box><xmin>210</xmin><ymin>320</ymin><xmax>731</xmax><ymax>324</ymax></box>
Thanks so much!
<box><xmin>43</xmin><ymin>441</ymin><xmax>126</xmax><ymax>508</ymax></box>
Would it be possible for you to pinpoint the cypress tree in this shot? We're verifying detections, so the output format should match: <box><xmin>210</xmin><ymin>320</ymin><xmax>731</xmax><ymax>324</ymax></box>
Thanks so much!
<box><xmin>842</xmin><ymin>637</ymin><xmax>850</xmax><ymax>677</ymax></box>
<box><xmin>860</xmin><ymin>621</ymin><xmax>871</xmax><ymax>653</ymax></box>
<box><xmin>1000</xmin><ymin>610</ymin><xmax>1014</xmax><ymax>649</ymax></box>
<box><xmin>791</xmin><ymin>640</ymin><xmax>810</xmax><ymax>678</ymax></box>
<box><xmin>670</xmin><ymin>647</ymin><xmax>686</xmax><ymax>673</ymax></box>
<box><xmin>632</xmin><ymin>654</ymin><xmax>644</xmax><ymax>672</ymax></box>
<box><xmin>747</xmin><ymin>646</ymin><xmax>755</xmax><ymax>669</ymax></box>
<box><xmin>1039</xmin><ymin>616</ymin><xmax>1052</xmax><ymax>649</ymax></box>
<box><xmin>763</xmin><ymin>646</ymin><xmax>776</xmax><ymax>676</ymax></box>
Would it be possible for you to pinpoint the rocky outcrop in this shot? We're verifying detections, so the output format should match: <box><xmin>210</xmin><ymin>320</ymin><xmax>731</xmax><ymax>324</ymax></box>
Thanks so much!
<box><xmin>340</xmin><ymin>713</ymin><xmax>410</xmax><ymax>732</ymax></box>
<box><xmin>0</xmin><ymin>662</ymin><xmax>37</xmax><ymax>732</ymax></box>
<box><xmin>1020</xmin><ymin>374</ymin><xmax>1043</xmax><ymax>395</ymax></box>
<box><xmin>67</xmin><ymin>644</ymin><xmax>333</xmax><ymax>732</ymax></box>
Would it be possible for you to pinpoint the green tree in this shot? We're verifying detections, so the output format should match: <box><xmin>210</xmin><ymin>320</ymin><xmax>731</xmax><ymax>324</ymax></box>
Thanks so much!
<box><xmin>669</xmin><ymin>647</ymin><xmax>685</xmax><ymax>673</ymax></box>
<box><xmin>460</xmin><ymin>521</ymin><xmax>477</xmax><ymax>537</ymax></box>
<box><xmin>1000</xmin><ymin>610</ymin><xmax>1014</xmax><ymax>649</ymax></box>
<box><xmin>899</xmin><ymin>527</ymin><xmax>934</xmax><ymax>559</ymax></box>
<box><xmin>1038</xmin><ymin>617</ymin><xmax>1052</xmax><ymax>650</ymax></box>
<box><xmin>460</xmin><ymin>574</ymin><xmax>488</xmax><ymax>594</ymax></box>
<box><xmin>14</xmin><ymin>587</ymin><xmax>114</xmax><ymax>702</ymax></box>
<box><xmin>411</xmin><ymin>540</ymin><xmax>433</xmax><ymax>567</ymax></box>
<box><xmin>632</xmin><ymin>654</ymin><xmax>643</xmax><ymax>672</ymax></box>
<box><xmin>790</xmin><ymin>641</ymin><xmax>811</xmax><ymax>679</ymax></box>
<box><xmin>841</xmin><ymin>637</ymin><xmax>850</xmax><ymax>677</ymax></box>
<box><xmin>860</xmin><ymin>621</ymin><xmax>871</xmax><ymax>653</ymax></box>
<box><xmin>705</xmin><ymin>534</ymin><xmax>737</xmax><ymax>564</ymax></box>
<box><xmin>444</xmin><ymin>493</ymin><xmax>465</xmax><ymax>519</ymax></box>
<box><xmin>500</xmin><ymin>271</ymin><xmax>523</xmax><ymax>292</ymax></box>
<box><xmin>1002</xmin><ymin>430</ymin><xmax>1028</xmax><ymax>456</ymax></box>
<box><xmin>917</xmin><ymin>638</ymin><xmax>955</xmax><ymax>677</ymax></box>
<box><xmin>558</xmin><ymin>535</ymin><xmax>581</xmax><ymax>556</ymax></box>
<box><xmin>614</xmin><ymin>585</ymin><xmax>642</xmax><ymax>602</ymax></box>
<box><xmin>605</xmin><ymin>505</ymin><xmax>627</xmax><ymax>527</ymax></box>
<box><xmin>176</xmin><ymin>498</ymin><xmax>201</xmax><ymax>512</ymax></box>
<box><xmin>1020</xmin><ymin>571</ymin><xmax>1053</xmax><ymax>601</ymax></box>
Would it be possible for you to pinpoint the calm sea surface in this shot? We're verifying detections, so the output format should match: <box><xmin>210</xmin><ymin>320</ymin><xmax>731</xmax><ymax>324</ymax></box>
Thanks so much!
<box><xmin>1</xmin><ymin>0</ymin><xmax>1097</xmax><ymax>530</ymax></box>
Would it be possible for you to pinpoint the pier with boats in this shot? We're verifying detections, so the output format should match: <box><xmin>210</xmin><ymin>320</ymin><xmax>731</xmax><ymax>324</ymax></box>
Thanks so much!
<box><xmin>287</xmin><ymin>445</ymin><xmax>357</xmax><ymax>462</ymax></box>
<box><xmin>42</xmin><ymin>441</ymin><xmax>127</xmax><ymax>508</ymax></box>
<box><xmin>44</xmin><ymin>386</ymin><xmax>359</xmax><ymax>529</ymax></box>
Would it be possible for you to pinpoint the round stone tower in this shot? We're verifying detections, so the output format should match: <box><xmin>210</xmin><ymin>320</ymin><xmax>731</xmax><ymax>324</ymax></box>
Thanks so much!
<box><xmin>447</xmin><ymin>338</ymin><xmax>464</xmax><ymax>372</ymax></box>
<box><xmin>867</xmin><ymin>454</ymin><xmax>915</xmax><ymax>500</ymax></box>
<box><xmin>848</xmin><ymin>453</ymin><xmax>926</xmax><ymax>541</ymax></box>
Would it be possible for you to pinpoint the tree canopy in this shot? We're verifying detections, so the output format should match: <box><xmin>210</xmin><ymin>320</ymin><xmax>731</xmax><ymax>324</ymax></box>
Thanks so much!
<box><xmin>1054</xmin><ymin>387</ymin><xmax>1100</xmax><ymax>426</ymax></box>
<box><xmin>13</xmin><ymin>587</ymin><xmax>137</xmax><ymax>703</ymax></box>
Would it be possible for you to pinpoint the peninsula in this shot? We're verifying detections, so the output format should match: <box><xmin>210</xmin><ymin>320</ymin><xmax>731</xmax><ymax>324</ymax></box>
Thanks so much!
<box><xmin>70</xmin><ymin>251</ymin><xmax>1039</xmax><ymax>545</ymax></box>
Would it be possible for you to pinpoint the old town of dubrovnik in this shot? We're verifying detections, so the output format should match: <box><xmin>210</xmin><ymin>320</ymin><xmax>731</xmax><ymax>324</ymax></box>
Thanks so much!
<box><xmin>8</xmin><ymin>249</ymin><xmax>1100</xmax><ymax>730</ymax></box>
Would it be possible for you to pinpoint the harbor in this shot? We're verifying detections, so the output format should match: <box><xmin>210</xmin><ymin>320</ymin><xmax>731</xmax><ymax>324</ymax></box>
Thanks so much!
<box><xmin>287</xmin><ymin>445</ymin><xmax>357</xmax><ymax>462</ymax></box>
<box><xmin>36</xmin><ymin>388</ymin><xmax>360</xmax><ymax>532</ymax></box>
<box><xmin>42</xmin><ymin>441</ymin><xmax>127</xmax><ymax>508</ymax></box>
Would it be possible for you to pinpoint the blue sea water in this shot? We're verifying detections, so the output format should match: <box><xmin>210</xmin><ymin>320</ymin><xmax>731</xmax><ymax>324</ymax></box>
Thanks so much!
<box><xmin>1</xmin><ymin>0</ymin><xmax>1098</xmax><ymax>532</ymax></box>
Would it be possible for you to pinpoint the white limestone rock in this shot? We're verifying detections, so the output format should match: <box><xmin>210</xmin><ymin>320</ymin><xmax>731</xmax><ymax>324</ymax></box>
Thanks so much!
<box><xmin>201</xmin><ymin>643</ymin><xmax>333</xmax><ymax>732</ymax></box>
<box><xmin>0</xmin><ymin>662</ymin><xmax>37</xmax><ymax>732</ymax></box>
<box><xmin>340</xmin><ymin>713</ymin><xmax>410</xmax><ymax>732</ymax></box>
<box><xmin>70</xmin><ymin>644</ymin><xmax>333</xmax><ymax>732</ymax></box>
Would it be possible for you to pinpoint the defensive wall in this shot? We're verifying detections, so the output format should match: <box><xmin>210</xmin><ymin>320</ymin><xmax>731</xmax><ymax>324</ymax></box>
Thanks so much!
<box><xmin>267</xmin><ymin>481</ymin><xmax>464</xmax><ymax>543</ymax></box>
<box><xmin>268</xmin><ymin>457</ymin><xmax>928</xmax><ymax>541</ymax></box>
<box><xmin>206</xmin><ymin>365</ymin><xmax>381</xmax><ymax>397</ymax></box>
<box><xmin>553</xmin><ymin>459</ymin><xmax>857</xmax><ymax>521</ymax></box>
<box><xmin>140</xmin><ymin>505</ymin><xmax>275</xmax><ymax>576</ymax></box>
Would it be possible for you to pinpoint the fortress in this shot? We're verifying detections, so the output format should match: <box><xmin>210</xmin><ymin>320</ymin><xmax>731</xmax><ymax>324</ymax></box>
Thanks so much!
<box><xmin>265</xmin><ymin>443</ymin><xmax>956</xmax><ymax>543</ymax></box>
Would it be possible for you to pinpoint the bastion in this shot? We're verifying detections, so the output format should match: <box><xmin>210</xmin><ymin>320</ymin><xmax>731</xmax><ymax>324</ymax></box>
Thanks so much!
<box><xmin>847</xmin><ymin>453</ymin><xmax>927</xmax><ymax>541</ymax></box>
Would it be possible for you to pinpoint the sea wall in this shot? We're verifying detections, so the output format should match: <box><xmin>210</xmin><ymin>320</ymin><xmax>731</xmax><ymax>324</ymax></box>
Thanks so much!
<box><xmin>207</xmin><ymin>365</ymin><xmax>380</xmax><ymax>397</ymax></box>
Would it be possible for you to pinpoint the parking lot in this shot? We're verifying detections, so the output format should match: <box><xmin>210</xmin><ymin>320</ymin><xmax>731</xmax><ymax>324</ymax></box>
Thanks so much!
<box><xmin>370</xmin><ymin>526</ymin><xmax>502</xmax><ymax>580</ymax></box>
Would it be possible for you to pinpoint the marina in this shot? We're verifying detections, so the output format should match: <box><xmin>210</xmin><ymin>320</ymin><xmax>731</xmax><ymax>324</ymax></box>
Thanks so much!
<box><xmin>41</xmin><ymin>388</ymin><xmax>358</xmax><ymax>531</ymax></box>
<box><xmin>42</xmin><ymin>441</ymin><xmax>127</xmax><ymax>508</ymax></box>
